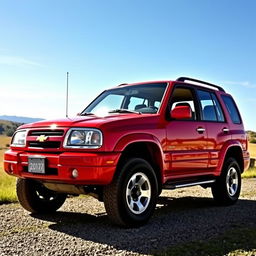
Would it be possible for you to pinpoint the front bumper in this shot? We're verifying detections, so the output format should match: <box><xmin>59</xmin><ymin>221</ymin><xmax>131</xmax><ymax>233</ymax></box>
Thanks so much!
<box><xmin>4</xmin><ymin>150</ymin><xmax>121</xmax><ymax>185</ymax></box>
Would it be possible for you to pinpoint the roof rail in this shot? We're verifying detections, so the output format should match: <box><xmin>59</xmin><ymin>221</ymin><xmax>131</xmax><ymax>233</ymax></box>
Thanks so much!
<box><xmin>176</xmin><ymin>77</ymin><xmax>225</xmax><ymax>92</ymax></box>
<box><xmin>118</xmin><ymin>83</ymin><xmax>128</xmax><ymax>86</ymax></box>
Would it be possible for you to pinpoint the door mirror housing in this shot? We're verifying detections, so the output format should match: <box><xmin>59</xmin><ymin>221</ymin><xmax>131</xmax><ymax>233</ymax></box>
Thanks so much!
<box><xmin>171</xmin><ymin>105</ymin><xmax>192</xmax><ymax>120</ymax></box>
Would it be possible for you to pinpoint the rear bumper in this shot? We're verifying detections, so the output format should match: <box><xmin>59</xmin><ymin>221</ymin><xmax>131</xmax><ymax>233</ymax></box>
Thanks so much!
<box><xmin>4</xmin><ymin>150</ymin><xmax>121</xmax><ymax>185</ymax></box>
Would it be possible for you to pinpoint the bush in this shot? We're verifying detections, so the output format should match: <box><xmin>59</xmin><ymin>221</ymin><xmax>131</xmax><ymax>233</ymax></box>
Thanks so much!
<box><xmin>250</xmin><ymin>138</ymin><xmax>256</xmax><ymax>144</ymax></box>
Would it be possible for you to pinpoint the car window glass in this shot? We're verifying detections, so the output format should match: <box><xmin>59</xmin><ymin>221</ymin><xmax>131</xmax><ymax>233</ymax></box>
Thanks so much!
<box><xmin>128</xmin><ymin>97</ymin><xmax>147</xmax><ymax>111</ymax></box>
<box><xmin>221</xmin><ymin>95</ymin><xmax>241</xmax><ymax>124</ymax></box>
<box><xmin>197</xmin><ymin>90</ymin><xmax>218</xmax><ymax>121</ymax></box>
<box><xmin>84</xmin><ymin>83</ymin><xmax>167</xmax><ymax>115</ymax></box>
<box><xmin>211</xmin><ymin>93</ymin><xmax>225</xmax><ymax>122</ymax></box>
<box><xmin>92</xmin><ymin>94</ymin><xmax>124</xmax><ymax>115</ymax></box>
<box><xmin>170</xmin><ymin>87</ymin><xmax>196</xmax><ymax>120</ymax></box>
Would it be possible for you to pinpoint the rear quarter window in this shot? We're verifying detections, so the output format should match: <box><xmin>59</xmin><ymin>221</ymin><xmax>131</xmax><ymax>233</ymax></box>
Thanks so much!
<box><xmin>221</xmin><ymin>95</ymin><xmax>241</xmax><ymax>124</ymax></box>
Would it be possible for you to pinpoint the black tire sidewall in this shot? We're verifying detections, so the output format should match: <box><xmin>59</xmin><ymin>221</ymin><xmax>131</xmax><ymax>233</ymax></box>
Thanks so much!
<box><xmin>223</xmin><ymin>158</ymin><xmax>241</xmax><ymax>201</ymax></box>
<box><xmin>17</xmin><ymin>178</ymin><xmax>66</xmax><ymax>213</ymax></box>
<box><xmin>118</xmin><ymin>158</ymin><xmax>158</xmax><ymax>226</ymax></box>
<box><xmin>212</xmin><ymin>157</ymin><xmax>241</xmax><ymax>204</ymax></box>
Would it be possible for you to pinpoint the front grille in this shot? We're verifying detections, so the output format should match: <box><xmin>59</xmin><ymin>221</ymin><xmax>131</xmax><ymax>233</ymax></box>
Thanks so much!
<box><xmin>29</xmin><ymin>130</ymin><xmax>64</xmax><ymax>136</ymax></box>
<box><xmin>27</xmin><ymin>129</ymin><xmax>65</xmax><ymax>149</ymax></box>
<box><xmin>29</xmin><ymin>141</ymin><xmax>61</xmax><ymax>148</ymax></box>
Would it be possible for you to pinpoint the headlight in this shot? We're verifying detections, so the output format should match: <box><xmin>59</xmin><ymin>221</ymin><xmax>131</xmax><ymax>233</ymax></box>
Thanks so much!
<box><xmin>64</xmin><ymin>128</ymin><xmax>103</xmax><ymax>148</ymax></box>
<box><xmin>11</xmin><ymin>130</ymin><xmax>27</xmax><ymax>147</ymax></box>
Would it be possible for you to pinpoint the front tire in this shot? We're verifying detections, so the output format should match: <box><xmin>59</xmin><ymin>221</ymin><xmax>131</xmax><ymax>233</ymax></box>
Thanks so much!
<box><xmin>16</xmin><ymin>178</ymin><xmax>67</xmax><ymax>213</ymax></box>
<box><xmin>103</xmin><ymin>158</ymin><xmax>158</xmax><ymax>227</ymax></box>
<box><xmin>211</xmin><ymin>157</ymin><xmax>241</xmax><ymax>205</ymax></box>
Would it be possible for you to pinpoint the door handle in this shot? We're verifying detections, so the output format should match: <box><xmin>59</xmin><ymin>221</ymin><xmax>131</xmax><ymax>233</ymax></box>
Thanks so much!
<box><xmin>197</xmin><ymin>127</ymin><xmax>205</xmax><ymax>134</ymax></box>
<box><xmin>222</xmin><ymin>127</ymin><xmax>229</xmax><ymax>133</ymax></box>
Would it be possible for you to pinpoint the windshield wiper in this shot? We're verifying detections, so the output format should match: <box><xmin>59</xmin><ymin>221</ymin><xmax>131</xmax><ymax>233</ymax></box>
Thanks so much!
<box><xmin>108</xmin><ymin>109</ymin><xmax>141</xmax><ymax>114</ymax></box>
<box><xmin>80</xmin><ymin>112</ymin><xmax>95</xmax><ymax>116</ymax></box>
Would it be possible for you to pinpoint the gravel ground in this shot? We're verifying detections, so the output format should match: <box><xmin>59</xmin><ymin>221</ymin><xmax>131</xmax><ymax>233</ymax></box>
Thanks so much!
<box><xmin>0</xmin><ymin>178</ymin><xmax>255</xmax><ymax>256</ymax></box>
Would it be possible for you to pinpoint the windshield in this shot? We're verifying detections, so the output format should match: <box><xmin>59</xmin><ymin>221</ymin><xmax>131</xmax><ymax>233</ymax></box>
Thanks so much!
<box><xmin>82</xmin><ymin>83</ymin><xmax>168</xmax><ymax>116</ymax></box>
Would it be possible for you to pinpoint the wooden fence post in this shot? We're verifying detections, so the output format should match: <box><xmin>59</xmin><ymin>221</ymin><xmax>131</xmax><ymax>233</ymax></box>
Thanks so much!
<box><xmin>249</xmin><ymin>158</ymin><xmax>255</xmax><ymax>168</ymax></box>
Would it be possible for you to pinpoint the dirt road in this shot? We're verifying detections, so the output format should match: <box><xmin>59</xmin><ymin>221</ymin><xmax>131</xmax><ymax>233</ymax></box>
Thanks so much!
<box><xmin>0</xmin><ymin>179</ymin><xmax>255</xmax><ymax>255</ymax></box>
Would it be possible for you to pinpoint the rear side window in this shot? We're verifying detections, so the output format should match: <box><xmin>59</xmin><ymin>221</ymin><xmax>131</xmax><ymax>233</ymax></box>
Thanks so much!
<box><xmin>211</xmin><ymin>94</ymin><xmax>225</xmax><ymax>122</ymax></box>
<box><xmin>197</xmin><ymin>90</ymin><xmax>224</xmax><ymax>122</ymax></box>
<box><xmin>221</xmin><ymin>95</ymin><xmax>241</xmax><ymax>124</ymax></box>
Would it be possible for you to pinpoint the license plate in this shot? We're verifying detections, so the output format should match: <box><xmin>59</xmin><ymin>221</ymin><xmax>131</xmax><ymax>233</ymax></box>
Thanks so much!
<box><xmin>28</xmin><ymin>157</ymin><xmax>45</xmax><ymax>174</ymax></box>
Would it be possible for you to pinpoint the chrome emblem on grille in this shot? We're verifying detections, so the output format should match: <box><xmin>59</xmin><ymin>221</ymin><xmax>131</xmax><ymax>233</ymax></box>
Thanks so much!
<box><xmin>36</xmin><ymin>135</ymin><xmax>49</xmax><ymax>142</ymax></box>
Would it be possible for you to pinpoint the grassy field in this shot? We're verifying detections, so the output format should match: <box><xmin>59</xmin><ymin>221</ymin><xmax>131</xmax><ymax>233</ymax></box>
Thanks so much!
<box><xmin>242</xmin><ymin>142</ymin><xmax>256</xmax><ymax>178</ymax></box>
<box><xmin>0</xmin><ymin>136</ymin><xmax>17</xmax><ymax>203</ymax></box>
<box><xmin>248</xmin><ymin>143</ymin><xmax>256</xmax><ymax>158</ymax></box>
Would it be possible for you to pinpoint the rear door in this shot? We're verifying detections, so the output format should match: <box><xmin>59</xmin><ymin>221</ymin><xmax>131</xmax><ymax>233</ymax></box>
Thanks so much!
<box><xmin>196</xmin><ymin>89</ymin><xmax>231</xmax><ymax>169</ymax></box>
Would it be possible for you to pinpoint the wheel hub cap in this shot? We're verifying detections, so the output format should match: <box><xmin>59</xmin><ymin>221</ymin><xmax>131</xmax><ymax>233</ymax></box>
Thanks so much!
<box><xmin>226</xmin><ymin>167</ymin><xmax>239</xmax><ymax>197</ymax></box>
<box><xmin>126</xmin><ymin>172</ymin><xmax>151</xmax><ymax>214</ymax></box>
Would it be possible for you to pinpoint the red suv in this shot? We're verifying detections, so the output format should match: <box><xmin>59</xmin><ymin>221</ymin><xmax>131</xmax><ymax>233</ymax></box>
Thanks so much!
<box><xmin>4</xmin><ymin>77</ymin><xmax>250</xmax><ymax>227</ymax></box>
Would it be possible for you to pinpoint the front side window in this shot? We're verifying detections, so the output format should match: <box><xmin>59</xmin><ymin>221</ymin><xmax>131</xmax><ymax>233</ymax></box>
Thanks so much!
<box><xmin>83</xmin><ymin>83</ymin><xmax>167</xmax><ymax>116</ymax></box>
<box><xmin>169</xmin><ymin>87</ymin><xmax>196</xmax><ymax>120</ymax></box>
<box><xmin>221</xmin><ymin>95</ymin><xmax>241</xmax><ymax>124</ymax></box>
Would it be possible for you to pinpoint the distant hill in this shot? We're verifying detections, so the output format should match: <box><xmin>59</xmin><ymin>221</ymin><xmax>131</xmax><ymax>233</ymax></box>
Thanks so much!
<box><xmin>0</xmin><ymin>120</ymin><xmax>23</xmax><ymax>137</ymax></box>
<box><xmin>0</xmin><ymin>115</ymin><xmax>43</xmax><ymax>124</ymax></box>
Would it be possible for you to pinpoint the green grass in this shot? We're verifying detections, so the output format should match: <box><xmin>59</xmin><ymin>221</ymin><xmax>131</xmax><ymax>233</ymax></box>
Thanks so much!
<box><xmin>0</xmin><ymin>166</ymin><xmax>17</xmax><ymax>203</ymax></box>
<box><xmin>242</xmin><ymin>167</ymin><xmax>256</xmax><ymax>178</ymax></box>
<box><xmin>0</xmin><ymin>136</ymin><xmax>17</xmax><ymax>203</ymax></box>
<box><xmin>158</xmin><ymin>226</ymin><xmax>256</xmax><ymax>256</ymax></box>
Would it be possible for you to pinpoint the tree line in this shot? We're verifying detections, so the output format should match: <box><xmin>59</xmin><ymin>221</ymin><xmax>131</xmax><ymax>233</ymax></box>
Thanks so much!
<box><xmin>0</xmin><ymin>120</ymin><xmax>23</xmax><ymax>137</ymax></box>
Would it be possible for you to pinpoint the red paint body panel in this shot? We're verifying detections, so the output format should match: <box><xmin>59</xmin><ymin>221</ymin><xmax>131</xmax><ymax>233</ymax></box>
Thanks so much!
<box><xmin>165</xmin><ymin>120</ymin><xmax>208</xmax><ymax>177</ymax></box>
<box><xmin>4</xmin><ymin>79</ymin><xmax>250</xmax><ymax>189</ymax></box>
<box><xmin>4</xmin><ymin>149</ymin><xmax>120</xmax><ymax>184</ymax></box>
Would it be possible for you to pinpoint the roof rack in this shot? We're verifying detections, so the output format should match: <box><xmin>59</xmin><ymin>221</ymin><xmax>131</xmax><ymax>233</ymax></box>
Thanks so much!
<box><xmin>118</xmin><ymin>83</ymin><xmax>128</xmax><ymax>86</ymax></box>
<box><xmin>176</xmin><ymin>77</ymin><xmax>225</xmax><ymax>92</ymax></box>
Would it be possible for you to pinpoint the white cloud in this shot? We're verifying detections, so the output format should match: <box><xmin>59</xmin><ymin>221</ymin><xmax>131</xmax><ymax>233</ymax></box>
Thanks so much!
<box><xmin>0</xmin><ymin>55</ymin><xmax>41</xmax><ymax>67</ymax></box>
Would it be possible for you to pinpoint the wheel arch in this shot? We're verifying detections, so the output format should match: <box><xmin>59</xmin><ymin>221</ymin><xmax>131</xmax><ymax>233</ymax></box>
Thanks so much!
<box><xmin>218</xmin><ymin>142</ymin><xmax>244</xmax><ymax>174</ymax></box>
<box><xmin>114</xmin><ymin>134</ymin><xmax>164</xmax><ymax>190</ymax></box>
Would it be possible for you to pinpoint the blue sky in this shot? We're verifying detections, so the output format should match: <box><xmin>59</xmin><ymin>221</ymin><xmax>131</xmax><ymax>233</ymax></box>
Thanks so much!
<box><xmin>0</xmin><ymin>0</ymin><xmax>255</xmax><ymax>130</ymax></box>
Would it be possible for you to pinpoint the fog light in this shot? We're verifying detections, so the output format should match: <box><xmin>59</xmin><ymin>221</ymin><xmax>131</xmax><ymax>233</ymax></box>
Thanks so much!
<box><xmin>72</xmin><ymin>169</ymin><xmax>79</xmax><ymax>178</ymax></box>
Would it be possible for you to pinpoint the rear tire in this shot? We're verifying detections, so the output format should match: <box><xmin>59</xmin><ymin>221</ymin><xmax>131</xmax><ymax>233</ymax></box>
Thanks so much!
<box><xmin>211</xmin><ymin>157</ymin><xmax>241</xmax><ymax>205</ymax></box>
<box><xmin>103</xmin><ymin>158</ymin><xmax>158</xmax><ymax>227</ymax></box>
<box><xmin>16</xmin><ymin>178</ymin><xmax>67</xmax><ymax>213</ymax></box>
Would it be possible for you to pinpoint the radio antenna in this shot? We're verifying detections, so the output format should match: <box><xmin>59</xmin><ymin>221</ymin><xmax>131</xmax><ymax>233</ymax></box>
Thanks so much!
<box><xmin>66</xmin><ymin>72</ymin><xmax>69</xmax><ymax>117</ymax></box>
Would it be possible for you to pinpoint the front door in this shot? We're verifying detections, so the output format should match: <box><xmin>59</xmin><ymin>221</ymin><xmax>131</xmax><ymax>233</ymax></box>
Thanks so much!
<box><xmin>165</xmin><ymin>86</ymin><xmax>208</xmax><ymax>179</ymax></box>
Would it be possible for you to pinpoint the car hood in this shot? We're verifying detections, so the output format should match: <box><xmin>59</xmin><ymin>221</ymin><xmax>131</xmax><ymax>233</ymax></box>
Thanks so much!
<box><xmin>19</xmin><ymin>114</ymin><xmax>157</xmax><ymax>130</ymax></box>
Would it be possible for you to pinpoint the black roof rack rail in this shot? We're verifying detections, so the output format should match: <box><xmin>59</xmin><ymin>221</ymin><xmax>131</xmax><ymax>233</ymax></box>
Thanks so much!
<box><xmin>118</xmin><ymin>83</ymin><xmax>128</xmax><ymax>86</ymax></box>
<box><xmin>176</xmin><ymin>77</ymin><xmax>225</xmax><ymax>92</ymax></box>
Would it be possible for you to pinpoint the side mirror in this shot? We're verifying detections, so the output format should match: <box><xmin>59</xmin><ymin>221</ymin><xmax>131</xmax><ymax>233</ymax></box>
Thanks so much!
<box><xmin>76</xmin><ymin>112</ymin><xmax>81</xmax><ymax>116</ymax></box>
<box><xmin>171</xmin><ymin>105</ymin><xmax>192</xmax><ymax>120</ymax></box>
